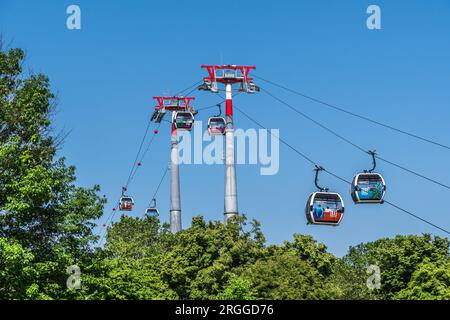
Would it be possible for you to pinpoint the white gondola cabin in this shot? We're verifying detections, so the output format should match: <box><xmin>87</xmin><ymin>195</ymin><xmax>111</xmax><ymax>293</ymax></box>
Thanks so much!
<box><xmin>207</xmin><ymin>117</ymin><xmax>226</xmax><ymax>136</ymax></box>
<box><xmin>119</xmin><ymin>196</ymin><xmax>134</xmax><ymax>211</ymax></box>
<box><xmin>351</xmin><ymin>173</ymin><xmax>386</xmax><ymax>204</ymax></box>
<box><xmin>305</xmin><ymin>192</ymin><xmax>344</xmax><ymax>226</ymax></box>
<box><xmin>174</xmin><ymin>111</ymin><xmax>194</xmax><ymax>131</ymax></box>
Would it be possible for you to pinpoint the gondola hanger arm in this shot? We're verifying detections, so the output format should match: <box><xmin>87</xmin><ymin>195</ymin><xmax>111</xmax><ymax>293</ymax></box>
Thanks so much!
<box><xmin>314</xmin><ymin>165</ymin><xmax>329</xmax><ymax>192</ymax></box>
<box><xmin>214</xmin><ymin>103</ymin><xmax>222</xmax><ymax>117</ymax></box>
<box><xmin>365</xmin><ymin>149</ymin><xmax>377</xmax><ymax>173</ymax></box>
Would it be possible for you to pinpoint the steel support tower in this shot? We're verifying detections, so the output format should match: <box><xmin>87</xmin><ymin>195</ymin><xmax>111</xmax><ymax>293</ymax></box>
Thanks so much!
<box><xmin>199</xmin><ymin>65</ymin><xmax>259</xmax><ymax>223</ymax></box>
<box><xmin>169</xmin><ymin>120</ymin><xmax>181</xmax><ymax>233</ymax></box>
<box><xmin>152</xmin><ymin>96</ymin><xmax>195</xmax><ymax>233</ymax></box>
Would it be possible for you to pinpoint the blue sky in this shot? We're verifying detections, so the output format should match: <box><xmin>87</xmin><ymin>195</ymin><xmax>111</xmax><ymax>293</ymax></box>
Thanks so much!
<box><xmin>1</xmin><ymin>0</ymin><xmax>450</xmax><ymax>256</ymax></box>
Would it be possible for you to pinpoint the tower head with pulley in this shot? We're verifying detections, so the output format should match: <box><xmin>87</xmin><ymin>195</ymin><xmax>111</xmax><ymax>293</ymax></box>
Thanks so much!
<box><xmin>198</xmin><ymin>65</ymin><xmax>260</xmax><ymax>94</ymax></box>
<box><xmin>152</xmin><ymin>96</ymin><xmax>196</xmax><ymax>131</ymax></box>
<box><xmin>153</xmin><ymin>96</ymin><xmax>195</xmax><ymax>112</ymax></box>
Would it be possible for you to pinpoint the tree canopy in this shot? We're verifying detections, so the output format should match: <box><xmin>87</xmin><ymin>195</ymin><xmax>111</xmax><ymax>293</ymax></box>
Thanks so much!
<box><xmin>1</xmin><ymin>45</ymin><xmax>105</xmax><ymax>299</ymax></box>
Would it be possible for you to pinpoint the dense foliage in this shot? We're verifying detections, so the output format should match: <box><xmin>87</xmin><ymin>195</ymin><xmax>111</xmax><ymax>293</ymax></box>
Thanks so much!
<box><xmin>1</xmin><ymin>46</ymin><xmax>449</xmax><ymax>300</ymax></box>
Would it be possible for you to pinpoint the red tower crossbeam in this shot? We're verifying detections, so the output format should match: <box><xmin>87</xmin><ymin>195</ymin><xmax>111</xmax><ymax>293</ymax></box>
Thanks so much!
<box><xmin>201</xmin><ymin>65</ymin><xmax>256</xmax><ymax>84</ymax></box>
<box><xmin>153</xmin><ymin>96</ymin><xmax>195</xmax><ymax>111</ymax></box>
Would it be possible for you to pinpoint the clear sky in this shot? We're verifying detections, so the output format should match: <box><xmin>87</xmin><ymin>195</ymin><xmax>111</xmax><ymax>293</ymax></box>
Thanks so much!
<box><xmin>1</xmin><ymin>0</ymin><xmax>450</xmax><ymax>256</ymax></box>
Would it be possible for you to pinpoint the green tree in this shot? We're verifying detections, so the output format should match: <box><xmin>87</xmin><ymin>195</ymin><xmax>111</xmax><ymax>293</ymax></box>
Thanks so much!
<box><xmin>3</xmin><ymin>44</ymin><xmax>450</xmax><ymax>302</ymax></box>
<box><xmin>79</xmin><ymin>215</ymin><xmax>177</xmax><ymax>299</ymax></box>
<box><xmin>241</xmin><ymin>248</ymin><xmax>340</xmax><ymax>300</ymax></box>
<box><xmin>159</xmin><ymin>215</ymin><xmax>266</xmax><ymax>299</ymax></box>
<box><xmin>236</xmin><ymin>233</ymin><xmax>341</xmax><ymax>300</ymax></box>
<box><xmin>217</xmin><ymin>275</ymin><xmax>257</xmax><ymax>300</ymax></box>
<box><xmin>395</xmin><ymin>260</ymin><xmax>450</xmax><ymax>300</ymax></box>
<box><xmin>0</xmin><ymin>45</ymin><xmax>106</xmax><ymax>299</ymax></box>
<box><xmin>338</xmin><ymin>234</ymin><xmax>450</xmax><ymax>299</ymax></box>
<box><xmin>329</xmin><ymin>257</ymin><xmax>378</xmax><ymax>300</ymax></box>
<box><xmin>281</xmin><ymin>234</ymin><xmax>337</xmax><ymax>276</ymax></box>
<box><xmin>0</xmin><ymin>238</ymin><xmax>37</xmax><ymax>299</ymax></box>
<box><xmin>81</xmin><ymin>256</ymin><xmax>177</xmax><ymax>300</ymax></box>
<box><xmin>105</xmin><ymin>215</ymin><xmax>167</xmax><ymax>259</ymax></box>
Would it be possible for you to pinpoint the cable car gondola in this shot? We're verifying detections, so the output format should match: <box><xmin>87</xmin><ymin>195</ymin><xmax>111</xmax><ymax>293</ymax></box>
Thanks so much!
<box><xmin>119</xmin><ymin>196</ymin><xmax>134</xmax><ymax>211</ymax></box>
<box><xmin>207</xmin><ymin>117</ymin><xmax>226</xmax><ymax>135</ymax></box>
<box><xmin>351</xmin><ymin>150</ymin><xmax>386</xmax><ymax>204</ymax></box>
<box><xmin>305</xmin><ymin>166</ymin><xmax>344</xmax><ymax>226</ymax></box>
<box><xmin>119</xmin><ymin>187</ymin><xmax>134</xmax><ymax>211</ymax></box>
<box><xmin>174</xmin><ymin>111</ymin><xmax>194</xmax><ymax>131</ymax></box>
<box><xmin>145</xmin><ymin>198</ymin><xmax>159</xmax><ymax>217</ymax></box>
<box><xmin>306</xmin><ymin>192</ymin><xmax>344</xmax><ymax>226</ymax></box>
<box><xmin>207</xmin><ymin>105</ymin><xmax>226</xmax><ymax>136</ymax></box>
<box><xmin>145</xmin><ymin>207</ymin><xmax>159</xmax><ymax>216</ymax></box>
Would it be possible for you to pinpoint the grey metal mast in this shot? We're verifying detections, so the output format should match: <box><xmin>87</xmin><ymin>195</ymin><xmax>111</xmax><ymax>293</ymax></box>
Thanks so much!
<box><xmin>224</xmin><ymin>83</ymin><xmax>238</xmax><ymax>222</ymax></box>
<box><xmin>151</xmin><ymin>96</ymin><xmax>196</xmax><ymax>233</ymax></box>
<box><xmin>198</xmin><ymin>65</ymin><xmax>259</xmax><ymax>223</ymax></box>
<box><xmin>170</xmin><ymin>118</ymin><xmax>182</xmax><ymax>233</ymax></box>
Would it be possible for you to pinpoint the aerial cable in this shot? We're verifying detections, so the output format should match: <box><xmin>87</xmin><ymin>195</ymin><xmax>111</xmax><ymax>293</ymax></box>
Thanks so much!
<box><xmin>233</xmin><ymin>104</ymin><xmax>320</xmax><ymax>166</ymax></box>
<box><xmin>384</xmin><ymin>200</ymin><xmax>450</xmax><ymax>235</ymax></box>
<box><xmin>175</xmin><ymin>80</ymin><xmax>203</xmax><ymax>96</ymax></box>
<box><xmin>98</xmin><ymin>120</ymin><xmax>157</xmax><ymax>245</ymax></box>
<box><xmin>233</xmin><ymin>103</ymin><xmax>450</xmax><ymax>236</ymax></box>
<box><xmin>146</xmin><ymin>165</ymin><xmax>169</xmax><ymax>210</ymax></box>
<box><xmin>375</xmin><ymin>155</ymin><xmax>450</xmax><ymax>190</ymax></box>
<box><xmin>98</xmin><ymin>120</ymin><xmax>159</xmax><ymax>245</ymax></box>
<box><xmin>262</xmin><ymin>87</ymin><xmax>368</xmax><ymax>153</ymax></box>
<box><xmin>124</xmin><ymin>117</ymin><xmax>153</xmax><ymax>188</ymax></box>
<box><xmin>97</xmin><ymin>118</ymin><xmax>154</xmax><ymax>246</ymax></box>
<box><xmin>196</xmin><ymin>101</ymin><xmax>225</xmax><ymax>112</ymax></box>
<box><xmin>128</xmin><ymin>122</ymin><xmax>162</xmax><ymax>185</ymax></box>
<box><xmin>261</xmin><ymin>87</ymin><xmax>450</xmax><ymax>191</ymax></box>
<box><xmin>325</xmin><ymin>170</ymin><xmax>450</xmax><ymax>235</ymax></box>
<box><xmin>98</xmin><ymin>82</ymin><xmax>202</xmax><ymax>246</ymax></box>
<box><xmin>325</xmin><ymin>168</ymin><xmax>450</xmax><ymax>235</ymax></box>
<box><xmin>254</xmin><ymin>74</ymin><xmax>450</xmax><ymax>151</ymax></box>
<box><xmin>121</xmin><ymin>81</ymin><xmax>196</xmax><ymax>191</ymax></box>
<box><xmin>180</xmin><ymin>84</ymin><xmax>202</xmax><ymax>97</ymax></box>
<box><xmin>98</xmin><ymin>200</ymin><xmax>120</xmax><ymax>246</ymax></box>
<box><xmin>196</xmin><ymin>92</ymin><xmax>241</xmax><ymax>112</ymax></box>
